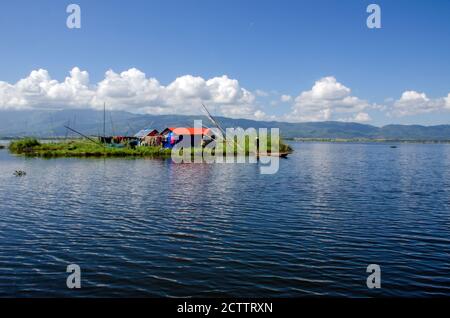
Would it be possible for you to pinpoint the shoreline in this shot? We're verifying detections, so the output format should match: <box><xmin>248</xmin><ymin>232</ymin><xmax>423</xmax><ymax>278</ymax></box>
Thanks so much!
<box><xmin>285</xmin><ymin>138</ymin><xmax>450</xmax><ymax>144</ymax></box>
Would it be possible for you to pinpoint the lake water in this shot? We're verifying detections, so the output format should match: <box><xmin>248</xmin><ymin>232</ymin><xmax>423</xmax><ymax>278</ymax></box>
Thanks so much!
<box><xmin>1</xmin><ymin>142</ymin><xmax>450</xmax><ymax>297</ymax></box>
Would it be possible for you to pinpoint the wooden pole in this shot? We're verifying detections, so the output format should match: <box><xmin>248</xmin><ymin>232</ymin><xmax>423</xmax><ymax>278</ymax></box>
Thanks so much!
<box><xmin>103</xmin><ymin>102</ymin><xmax>106</xmax><ymax>143</ymax></box>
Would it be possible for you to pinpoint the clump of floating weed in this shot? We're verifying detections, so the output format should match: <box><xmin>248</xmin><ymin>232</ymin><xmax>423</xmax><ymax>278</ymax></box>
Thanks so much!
<box><xmin>9</xmin><ymin>138</ymin><xmax>41</xmax><ymax>154</ymax></box>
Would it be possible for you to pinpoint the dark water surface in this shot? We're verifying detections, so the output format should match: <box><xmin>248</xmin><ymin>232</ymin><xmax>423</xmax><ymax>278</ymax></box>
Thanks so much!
<box><xmin>1</xmin><ymin>142</ymin><xmax>450</xmax><ymax>297</ymax></box>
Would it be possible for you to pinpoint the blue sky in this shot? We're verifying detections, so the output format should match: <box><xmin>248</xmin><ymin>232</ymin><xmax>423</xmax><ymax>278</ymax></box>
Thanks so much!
<box><xmin>0</xmin><ymin>0</ymin><xmax>449</xmax><ymax>126</ymax></box>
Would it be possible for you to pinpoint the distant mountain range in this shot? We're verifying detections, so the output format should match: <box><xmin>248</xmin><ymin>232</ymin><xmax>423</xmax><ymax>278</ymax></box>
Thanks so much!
<box><xmin>1</xmin><ymin>109</ymin><xmax>450</xmax><ymax>140</ymax></box>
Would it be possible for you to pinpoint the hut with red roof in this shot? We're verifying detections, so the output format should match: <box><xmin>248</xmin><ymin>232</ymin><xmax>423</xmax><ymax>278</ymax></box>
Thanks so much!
<box><xmin>161</xmin><ymin>127</ymin><xmax>215</xmax><ymax>148</ymax></box>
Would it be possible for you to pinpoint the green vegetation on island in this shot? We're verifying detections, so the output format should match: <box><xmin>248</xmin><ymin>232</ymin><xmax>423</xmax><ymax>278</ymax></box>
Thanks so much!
<box><xmin>9</xmin><ymin>138</ymin><xmax>173</xmax><ymax>158</ymax></box>
<box><xmin>8</xmin><ymin>137</ymin><xmax>292</xmax><ymax>158</ymax></box>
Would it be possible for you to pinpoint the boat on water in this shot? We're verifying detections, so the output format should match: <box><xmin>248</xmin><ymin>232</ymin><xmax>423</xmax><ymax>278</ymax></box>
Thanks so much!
<box><xmin>256</xmin><ymin>152</ymin><xmax>290</xmax><ymax>158</ymax></box>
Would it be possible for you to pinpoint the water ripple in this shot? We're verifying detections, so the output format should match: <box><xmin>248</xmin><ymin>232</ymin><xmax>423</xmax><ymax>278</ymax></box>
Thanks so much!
<box><xmin>1</xmin><ymin>143</ymin><xmax>450</xmax><ymax>297</ymax></box>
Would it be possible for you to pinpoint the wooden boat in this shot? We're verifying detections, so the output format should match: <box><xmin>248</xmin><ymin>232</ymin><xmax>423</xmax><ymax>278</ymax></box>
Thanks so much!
<box><xmin>256</xmin><ymin>152</ymin><xmax>290</xmax><ymax>158</ymax></box>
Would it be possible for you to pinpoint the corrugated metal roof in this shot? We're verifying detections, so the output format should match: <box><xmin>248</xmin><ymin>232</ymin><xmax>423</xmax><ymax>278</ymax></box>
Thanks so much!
<box><xmin>134</xmin><ymin>129</ymin><xmax>158</xmax><ymax>138</ymax></box>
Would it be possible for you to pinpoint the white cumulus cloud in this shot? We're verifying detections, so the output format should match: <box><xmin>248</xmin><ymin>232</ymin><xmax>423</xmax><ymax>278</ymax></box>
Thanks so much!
<box><xmin>280</xmin><ymin>94</ymin><xmax>292</xmax><ymax>102</ymax></box>
<box><xmin>0</xmin><ymin>67</ymin><xmax>257</xmax><ymax>118</ymax></box>
<box><xmin>288</xmin><ymin>76</ymin><xmax>372</xmax><ymax>122</ymax></box>
<box><xmin>391</xmin><ymin>90</ymin><xmax>448</xmax><ymax>116</ymax></box>
<box><xmin>353</xmin><ymin>112</ymin><xmax>371</xmax><ymax>122</ymax></box>
<box><xmin>4</xmin><ymin>68</ymin><xmax>448</xmax><ymax>123</ymax></box>
<box><xmin>0</xmin><ymin>68</ymin><xmax>94</xmax><ymax>109</ymax></box>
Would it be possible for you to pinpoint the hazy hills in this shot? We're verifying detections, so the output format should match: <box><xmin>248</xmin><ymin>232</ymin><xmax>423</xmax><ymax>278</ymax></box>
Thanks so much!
<box><xmin>1</xmin><ymin>109</ymin><xmax>450</xmax><ymax>140</ymax></box>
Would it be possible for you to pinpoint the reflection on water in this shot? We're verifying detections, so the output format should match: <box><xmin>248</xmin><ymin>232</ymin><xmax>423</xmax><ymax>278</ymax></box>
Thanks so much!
<box><xmin>0</xmin><ymin>142</ymin><xmax>450</xmax><ymax>297</ymax></box>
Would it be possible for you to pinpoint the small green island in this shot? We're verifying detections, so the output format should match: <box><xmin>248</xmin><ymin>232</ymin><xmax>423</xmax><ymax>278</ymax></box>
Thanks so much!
<box><xmin>8</xmin><ymin>138</ymin><xmax>173</xmax><ymax>158</ymax></box>
<box><xmin>8</xmin><ymin>137</ymin><xmax>292</xmax><ymax>158</ymax></box>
